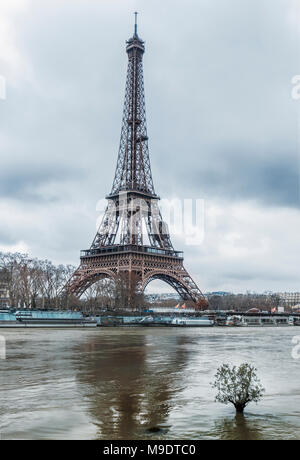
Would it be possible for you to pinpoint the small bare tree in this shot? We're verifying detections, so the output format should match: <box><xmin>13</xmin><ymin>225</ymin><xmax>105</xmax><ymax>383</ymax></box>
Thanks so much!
<box><xmin>211</xmin><ymin>363</ymin><xmax>265</xmax><ymax>414</ymax></box>
<box><xmin>114</xmin><ymin>272</ymin><xmax>144</xmax><ymax>311</ymax></box>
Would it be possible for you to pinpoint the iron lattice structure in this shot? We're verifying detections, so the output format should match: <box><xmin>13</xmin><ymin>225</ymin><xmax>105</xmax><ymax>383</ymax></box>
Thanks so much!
<box><xmin>67</xmin><ymin>17</ymin><xmax>207</xmax><ymax>309</ymax></box>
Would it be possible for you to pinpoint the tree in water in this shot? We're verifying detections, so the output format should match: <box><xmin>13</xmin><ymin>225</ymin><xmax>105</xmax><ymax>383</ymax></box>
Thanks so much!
<box><xmin>211</xmin><ymin>363</ymin><xmax>265</xmax><ymax>414</ymax></box>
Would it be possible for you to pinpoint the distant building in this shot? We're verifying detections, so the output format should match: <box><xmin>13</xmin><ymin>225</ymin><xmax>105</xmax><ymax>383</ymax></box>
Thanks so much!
<box><xmin>277</xmin><ymin>292</ymin><xmax>300</xmax><ymax>308</ymax></box>
<box><xmin>0</xmin><ymin>281</ymin><xmax>10</xmax><ymax>308</ymax></box>
<box><xmin>205</xmin><ymin>291</ymin><xmax>232</xmax><ymax>297</ymax></box>
<box><xmin>145</xmin><ymin>293</ymin><xmax>179</xmax><ymax>303</ymax></box>
<box><xmin>148</xmin><ymin>306</ymin><xmax>196</xmax><ymax>313</ymax></box>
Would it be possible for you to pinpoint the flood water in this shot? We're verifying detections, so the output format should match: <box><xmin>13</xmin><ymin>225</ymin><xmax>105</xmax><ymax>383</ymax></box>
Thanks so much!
<box><xmin>0</xmin><ymin>327</ymin><xmax>300</xmax><ymax>440</ymax></box>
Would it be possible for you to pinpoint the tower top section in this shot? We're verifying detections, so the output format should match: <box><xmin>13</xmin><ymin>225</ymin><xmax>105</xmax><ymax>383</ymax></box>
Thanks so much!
<box><xmin>126</xmin><ymin>11</ymin><xmax>145</xmax><ymax>54</ymax></box>
<box><xmin>110</xmin><ymin>13</ymin><xmax>155</xmax><ymax>198</ymax></box>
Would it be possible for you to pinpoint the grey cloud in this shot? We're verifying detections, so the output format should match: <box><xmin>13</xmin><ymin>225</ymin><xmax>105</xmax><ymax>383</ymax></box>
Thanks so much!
<box><xmin>0</xmin><ymin>165</ymin><xmax>81</xmax><ymax>202</ymax></box>
<box><xmin>186</xmin><ymin>146</ymin><xmax>299</xmax><ymax>207</ymax></box>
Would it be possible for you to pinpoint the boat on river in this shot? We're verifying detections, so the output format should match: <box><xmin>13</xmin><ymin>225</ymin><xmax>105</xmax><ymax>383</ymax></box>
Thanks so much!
<box><xmin>225</xmin><ymin>316</ymin><xmax>242</xmax><ymax>327</ymax></box>
<box><xmin>0</xmin><ymin>310</ymin><xmax>97</xmax><ymax>328</ymax></box>
<box><xmin>170</xmin><ymin>317</ymin><xmax>214</xmax><ymax>327</ymax></box>
<box><xmin>230</xmin><ymin>315</ymin><xmax>290</xmax><ymax>327</ymax></box>
<box><xmin>138</xmin><ymin>315</ymin><xmax>214</xmax><ymax>327</ymax></box>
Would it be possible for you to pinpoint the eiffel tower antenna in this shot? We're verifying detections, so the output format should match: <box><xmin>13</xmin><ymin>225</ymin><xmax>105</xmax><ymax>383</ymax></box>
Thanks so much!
<box><xmin>134</xmin><ymin>11</ymin><xmax>138</xmax><ymax>36</ymax></box>
<box><xmin>66</xmin><ymin>17</ymin><xmax>208</xmax><ymax>310</ymax></box>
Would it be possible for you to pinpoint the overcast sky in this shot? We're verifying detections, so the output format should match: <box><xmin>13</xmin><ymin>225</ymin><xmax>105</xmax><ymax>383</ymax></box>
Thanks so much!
<box><xmin>0</xmin><ymin>0</ymin><xmax>299</xmax><ymax>294</ymax></box>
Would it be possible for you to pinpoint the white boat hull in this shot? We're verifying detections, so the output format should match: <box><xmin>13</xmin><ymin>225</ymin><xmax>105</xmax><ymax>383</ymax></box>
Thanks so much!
<box><xmin>0</xmin><ymin>321</ymin><xmax>97</xmax><ymax>328</ymax></box>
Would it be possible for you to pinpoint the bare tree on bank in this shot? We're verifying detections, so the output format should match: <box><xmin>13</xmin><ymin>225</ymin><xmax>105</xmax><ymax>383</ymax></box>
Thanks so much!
<box><xmin>82</xmin><ymin>278</ymin><xmax>115</xmax><ymax>314</ymax></box>
<box><xmin>115</xmin><ymin>272</ymin><xmax>144</xmax><ymax>311</ymax></box>
<box><xmin>0</xmin><ymin>252</ymin><xmax>76</xmax><ymax>310</ymax></box>
<box><xmin>208</xmin><ymin>293</ymin><xmax>280</xmax><ymax>312</ymax></box>
<box><xmin>211</xmin><ymin>363</ymin><xmax>265</xmax><ymax>414</ymax></box>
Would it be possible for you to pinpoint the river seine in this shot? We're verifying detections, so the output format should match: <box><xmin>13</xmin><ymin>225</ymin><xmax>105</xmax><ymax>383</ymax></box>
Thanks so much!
<box><xmin>0</xmin><ymin>327</ymin><xmax>299</xmax><ymax>440</ymax></box>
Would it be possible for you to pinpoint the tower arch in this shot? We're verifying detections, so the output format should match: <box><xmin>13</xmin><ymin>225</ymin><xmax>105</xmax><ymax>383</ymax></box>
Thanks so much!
<box><xmin>66</xmin><ymin>268</ymin><xmax>116</xmax><ymax>298</ymax></box>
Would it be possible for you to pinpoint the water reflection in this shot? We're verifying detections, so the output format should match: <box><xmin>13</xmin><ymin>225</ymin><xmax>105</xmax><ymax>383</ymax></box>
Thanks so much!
<box><xmin>75</xmin><ymin>332</ymin><xmax>193</xmax><ymax>439</ymax></box>
<box><xmin>215</xmin><ymin>414</ymin><xmax>263</xmax><ymax>440</ymax></box>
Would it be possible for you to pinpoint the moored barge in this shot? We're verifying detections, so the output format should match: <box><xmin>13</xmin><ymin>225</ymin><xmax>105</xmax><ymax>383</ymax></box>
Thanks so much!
<box><xmin>0</xmin><ymin>310</ymin><xmax>97</xmax><ymax>328</ymax></box>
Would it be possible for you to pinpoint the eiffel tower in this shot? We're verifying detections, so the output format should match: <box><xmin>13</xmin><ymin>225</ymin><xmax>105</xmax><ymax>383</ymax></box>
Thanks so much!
<box><xmin>67</xmin><ymin>14</ymin><xmax>207</xmax><ymax>309</ymax></box>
